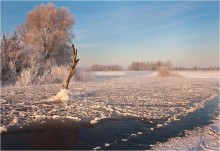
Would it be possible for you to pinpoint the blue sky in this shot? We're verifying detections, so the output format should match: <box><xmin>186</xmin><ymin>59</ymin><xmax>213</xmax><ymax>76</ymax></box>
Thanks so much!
<box><xmin>1</xmin><ymin>0</ymin><xmax>219</xmax><ymax>68</ymax></box>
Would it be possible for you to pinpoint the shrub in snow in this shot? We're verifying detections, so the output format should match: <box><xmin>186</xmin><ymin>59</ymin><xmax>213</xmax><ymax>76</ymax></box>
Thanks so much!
<box><xmin>38</xmin><ymin>65</ymin><xmax>69</xmax><ymax>85</ymax></box>
<box><xmin>15</xmin><ymin>66</ymin><xmax>94</xmax><ymax>87</ymax></box>
<box><xmin>157</xmin><ymin>66</ymin><xmax>179</xmax><ymax>77</ymax></box>
<box><xmin>158</xmin><ymin>66</ymin><xmax>172</xmax><ymax>77</ymax></box>
<box><xmin>74</xmin><ymin>68</ymin><xmax>93</xmax><ymax>81</ymax></box>
<box><xmin>15</xmin><ymin>66</ymin><xmax>38</xmax><ymax>87</ymax></box>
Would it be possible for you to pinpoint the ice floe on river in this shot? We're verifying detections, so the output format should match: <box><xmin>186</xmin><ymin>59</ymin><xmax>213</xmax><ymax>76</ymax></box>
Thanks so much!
<box><xmin>1</xmin><ymin>72</ymin><xmax>219</xmax><ymax>134</ymax></box>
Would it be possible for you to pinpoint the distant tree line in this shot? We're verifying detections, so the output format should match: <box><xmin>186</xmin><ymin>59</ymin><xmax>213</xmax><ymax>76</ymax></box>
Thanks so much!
<box><xmin>128</xmin><ymin>61</ymin><xmax>172</xmax><ymax>71</ymax></box>
<box><xmin>90</xmin><ymin>64</ymin><xmax>123</xmax><ymax>71</ymax></box>
<box><xmin>90</xmin><ymin>61</ymin><xmax>172</xmax><ymax>71</ymax></box>
<box><xmin>90</xmin><ymin>61</ymin><xmax>219</xmax><ymax>71</ymax></box>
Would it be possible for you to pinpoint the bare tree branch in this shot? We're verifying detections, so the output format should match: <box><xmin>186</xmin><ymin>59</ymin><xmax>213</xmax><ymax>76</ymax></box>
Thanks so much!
<box><xmin>62</xmin><ymin>44</ymin><xmax>79</xmax><ymax>89</ymax></box>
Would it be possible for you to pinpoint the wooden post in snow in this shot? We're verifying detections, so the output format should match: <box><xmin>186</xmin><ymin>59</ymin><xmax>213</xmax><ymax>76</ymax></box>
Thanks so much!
<box><xmin>62</xmin><ymin>44</ymin><xmax>79</xmax><ymax>89</ymax></box>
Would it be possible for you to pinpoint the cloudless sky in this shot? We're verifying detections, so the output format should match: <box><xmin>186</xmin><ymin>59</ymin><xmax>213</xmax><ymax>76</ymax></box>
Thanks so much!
<box><xmin>1</xmin><ymin>0</ymin><xmax>219</xmax><ymax>68</ymax></box>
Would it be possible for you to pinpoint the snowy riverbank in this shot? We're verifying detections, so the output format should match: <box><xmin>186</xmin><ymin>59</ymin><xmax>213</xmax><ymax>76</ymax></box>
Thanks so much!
<box><xmin>152</xmin><ymin>115</ymin><xmax>220</xmax><ymax>150</ymax></box>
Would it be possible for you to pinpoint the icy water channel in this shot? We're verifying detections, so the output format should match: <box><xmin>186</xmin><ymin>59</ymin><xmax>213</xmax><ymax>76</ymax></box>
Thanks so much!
<box><xmin>1</xmin><ymin>96</ymin><xmax>219</xmax><ymax>150</ymax></box>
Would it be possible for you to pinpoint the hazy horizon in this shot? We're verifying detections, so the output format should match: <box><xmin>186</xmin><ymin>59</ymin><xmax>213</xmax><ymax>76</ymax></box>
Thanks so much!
<box><xmin>1</xmin><ymin>1</ymin><xmax>219</xmax><ymax>68</ymax></box>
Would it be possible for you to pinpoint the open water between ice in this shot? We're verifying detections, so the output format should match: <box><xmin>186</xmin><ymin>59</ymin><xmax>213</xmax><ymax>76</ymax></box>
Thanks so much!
<box><xmin>1</xmin><ymin>96</ymin><xmax>219</xmax><ymax>150</ymax></box>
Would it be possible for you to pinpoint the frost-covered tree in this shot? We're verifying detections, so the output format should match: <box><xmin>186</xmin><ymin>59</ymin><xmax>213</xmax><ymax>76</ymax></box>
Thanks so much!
<box><xmin>17</xmin><ymin>3</ymin><xmax>75</xmax><ymax>65</ymax></box>
<box><xmin>1</xmin><ymin>32</ymin><xmax>22</xmax><ymax>85</ymax></box>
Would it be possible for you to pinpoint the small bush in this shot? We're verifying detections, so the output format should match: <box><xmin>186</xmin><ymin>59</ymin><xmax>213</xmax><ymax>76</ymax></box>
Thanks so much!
<box><xmin>15</xmin><ymin>67</ymin><xmax>38</xmax><ymax>87</ymax></box>
<box><xmin>157</xmin><ymin>66</ymin><xmax>178</xmax><ymax>77</ymax></box>
<box><xmin>74</xmin><ymin>68</ymin><xmax>93</xmax><ymax>81</ymax></box>
<box><xmin>38</xmin><ymin>65</ymin><xmax>69</xmax><ymax>85</ymax></box>
<box><xmin>14</xmin><ymin>66</ymin><xmax>93</xmax><ymax>87</ymax></box>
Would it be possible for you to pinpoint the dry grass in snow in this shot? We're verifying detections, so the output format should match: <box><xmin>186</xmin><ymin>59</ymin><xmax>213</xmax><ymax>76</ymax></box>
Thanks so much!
<box><xmin>157</xmin><ymin>66</ymin><xmax>179</xmax><ymax>77</ymax></box>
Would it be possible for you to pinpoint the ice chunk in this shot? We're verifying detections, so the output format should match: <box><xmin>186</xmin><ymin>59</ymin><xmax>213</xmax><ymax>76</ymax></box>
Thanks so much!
<box><xmin>66</xmin><ymin>116</ymin><xmax>81</xmax><ymax>121</ymax></box>
<box><xmin>0</xmin><ymin>126</ymin><xmax>7</xmax><ymax>133</ymax></box>
<box><xmin>93</xmin><ymin>146</ymin><xmax>101</xmax><ymax>150</ymax></box>
<box><xmin>19</xmin><ymin>111</ymin><xmax>25</xmax><ymax>117</ymax></box>
<box><xmin>91</xmin><ymin>105</ymin><xmax>101</xmax><ymax>109</ymax></box>
<box><xmin>0</xmin><ymin>99</ymin><xmax>7</xmax><ymax>103</ymax></box>
<box><xmin>156</xmin><ymin>124</ymin><xmax>163</xmax><ymax>128</ymax></box>
<box><xmin>47</xmin><ymin>89</ymin><xmax>73</xmax><ymax>102</ymax></box>
<box><xmin>91</xmin><ymin>119</ymin><xmax>98</xmax><ymax>124</ymax></box>
<box><xmin>12</xmin><ymin>117</ymin><xmax>19</xmax><ymax>124</ymax></box>
<box><xmin>105</xmin><ymin>143</ymin><xmax>110</xmax><ymax>147</ymax></box>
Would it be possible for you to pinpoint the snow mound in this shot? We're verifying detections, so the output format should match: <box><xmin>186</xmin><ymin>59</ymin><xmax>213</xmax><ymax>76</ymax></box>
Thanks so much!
<box><xmin>47</xmin><ymin>89</ymin><xmax>73</xmax><ymax>102</ymax></box>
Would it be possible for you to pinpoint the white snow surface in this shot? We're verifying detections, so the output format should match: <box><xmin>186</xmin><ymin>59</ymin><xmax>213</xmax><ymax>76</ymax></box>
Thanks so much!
<box><xmin>152</xmin><ymin>117</ymin><xmax>220</xmax><ymax>150</ymax></box>
<box><xmin>177</xmin><ymin>70</ymin><xmax>219</xmax><ymax>79</ymax></box>
<box><xmin>46</xmin><ymin>89</ymin><xmax>73</xmax><ymax>102</ymax></box>
<box><xmin>93</xmin><ymin>70</ymin><xmax>219</xmax><ymax>79</ymax></box>
<box><xmin>1</xmin><ymin>71</ymin><xmax>219</xmax><ymax>133</ymax></box>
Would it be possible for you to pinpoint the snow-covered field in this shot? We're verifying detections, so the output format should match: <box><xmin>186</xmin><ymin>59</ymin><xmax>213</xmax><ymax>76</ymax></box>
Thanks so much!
<box><xmin>177</xmin><ymin>70</ymin><xmax>219</xmax><ymax>79</ymax></box>
<box><xmin>1</xmin><ymin>70</ymin><xmax>219</xmax><ymax>149</ymax></box>
<box><xmin>92</xmin><ymin>70</ymin><xmax>219</xmax><ymax>79</ymax></box>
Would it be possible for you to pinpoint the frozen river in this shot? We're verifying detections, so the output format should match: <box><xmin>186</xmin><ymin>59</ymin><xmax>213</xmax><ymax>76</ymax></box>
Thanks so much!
<box><xmin>1</xmin><ymin>96</ymin><xmax>219</xmax><ymax>150</ymax></box>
